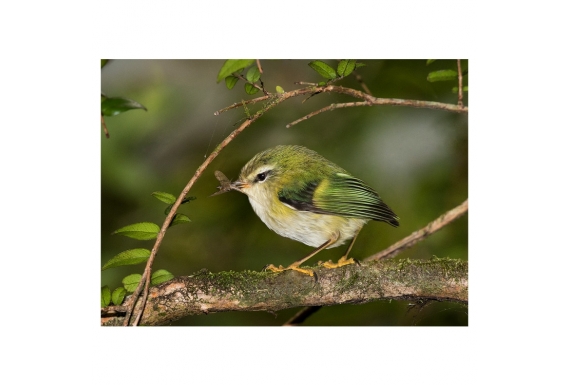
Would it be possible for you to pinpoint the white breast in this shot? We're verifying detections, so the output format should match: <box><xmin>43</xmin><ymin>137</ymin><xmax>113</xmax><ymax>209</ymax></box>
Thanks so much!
<box><xmin>248</xmin><ymin>196</ymin><xmax>367</xmax><ymax>248</ymax></box>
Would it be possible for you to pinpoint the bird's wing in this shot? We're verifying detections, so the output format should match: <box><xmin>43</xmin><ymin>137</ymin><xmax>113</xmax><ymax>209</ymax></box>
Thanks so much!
<box><xmin>278</xmin><ymin>172</ymin><xmax>399</xmax><ymax>227</ymax></box>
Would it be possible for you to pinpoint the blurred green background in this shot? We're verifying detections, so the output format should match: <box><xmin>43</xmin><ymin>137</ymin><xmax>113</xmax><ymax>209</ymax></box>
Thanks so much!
<box><xmin>101</xmin><ymin>59</ymin><xmax>468</xmax><ymax>326</ymax></box>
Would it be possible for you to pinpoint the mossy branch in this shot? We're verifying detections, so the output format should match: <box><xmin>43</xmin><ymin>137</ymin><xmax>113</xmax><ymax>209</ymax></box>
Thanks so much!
<box><xmin>101</xmin><ymin>258</ymin><xmax>467</xmax><ymax>326</ymax></box>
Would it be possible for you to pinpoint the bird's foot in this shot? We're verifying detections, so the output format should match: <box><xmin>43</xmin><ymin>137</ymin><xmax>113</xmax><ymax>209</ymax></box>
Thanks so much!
<box><xmin>319</xmin><ymin>255</ymin><xmax>355</xmax><ymax>269</ymax></box>
<box><xmin>263</xmin><ymin>263</ymin><xmax>314</xmax><ymax>277</ymax></box>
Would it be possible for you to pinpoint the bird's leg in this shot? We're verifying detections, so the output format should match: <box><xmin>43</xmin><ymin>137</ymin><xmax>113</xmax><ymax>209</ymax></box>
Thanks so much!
<box><xmin>320</xmin><ymin>228</ymin><xmax>361</xmax><ymax>269</ymax></box>
<box><xmin>264</xmin><ymin>233</ymin><xmax>340</xmax><ymax>277</ymax></box>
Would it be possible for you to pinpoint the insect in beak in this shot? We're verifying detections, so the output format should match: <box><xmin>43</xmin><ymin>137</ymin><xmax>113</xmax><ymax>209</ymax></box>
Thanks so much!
<box><xmin>210</xmin><ymin>170</ymin><xmax>248</xmax><ymax>196</ymax></box>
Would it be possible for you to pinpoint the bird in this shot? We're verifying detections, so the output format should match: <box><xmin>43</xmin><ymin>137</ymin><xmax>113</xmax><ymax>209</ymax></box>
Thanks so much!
<box><xmin>217</xmin><ymin>145</ymin><xmax>399</xmax><ymax>277</ymax></box>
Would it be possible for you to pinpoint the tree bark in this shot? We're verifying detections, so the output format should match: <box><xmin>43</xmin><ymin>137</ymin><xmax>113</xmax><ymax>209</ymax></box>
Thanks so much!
<box><xmin>101</xmin><ymin>258</ymin><xmax>467</xmax><ymax>326</ymax></box>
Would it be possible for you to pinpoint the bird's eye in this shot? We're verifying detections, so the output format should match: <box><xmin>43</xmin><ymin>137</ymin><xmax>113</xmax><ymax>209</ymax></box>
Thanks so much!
<box><xmin>255</xmin><ymin>171</ymin><xmax>268</xmax><ymax>182</ymax></box>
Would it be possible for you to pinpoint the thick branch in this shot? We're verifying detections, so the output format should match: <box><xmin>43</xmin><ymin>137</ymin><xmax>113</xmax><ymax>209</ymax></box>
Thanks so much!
<box><xmin>101</xmin><ymin>258</ymin><xmax>467</xmax><ymax>326</ymax></box>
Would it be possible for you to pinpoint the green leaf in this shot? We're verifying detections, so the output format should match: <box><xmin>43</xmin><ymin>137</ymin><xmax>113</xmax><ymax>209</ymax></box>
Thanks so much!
<box><xmin>101</xmin><ymin>286</ymin><xmax>111</xmax><ymax>307</ymax></box>
<box><xmin>101</xmin><ymin>59</ymin><xmax>109</xmax><ymax>68</ymax></box>
<box><xmin>102</xmin><ymin>248</ymin><xmax>151</xmax><ymax>270</ymax></box>
<box><xmin>151</xmin><ymin>269</ymin><xmax>174</xmax><ymax>286</ymax></box>
<box><xmin>452</xmin><ymin>86</ymin><xmax>469</xmax><ymax>93</ymax></box>
<box><xmin>244</xmin><ymin>83</ymin><xmax>259</xmax><ymax>95</ymax></box>
<box><xmin>171</xmin><ymin>213</ymin><xmax>191</xmax><ymax>226</ymax></box>
<box><xmin>245</xmin><ymin>66</ymin><xmax>261</xmax><ymax>83</ymax></box>
<box><xmin>217</xmin><ymin>59</ymin><xmax>255</xmax><ymax>83</ymax></box>
<box><xmin>111</xmin><ymin>287</ymin><xmax>127</xmax><ymax>306</ymax></box>
<box><xmin>101</xmin><ymin>97</ymin><xmax>147</xmax><ymax>117</ymax></box>
<box><xmin>355</xmin><ymin>62</ymin><xmax>366</xmax><ymax>69</ymax></box>
<box><xmin>164</xmin><ymin>196</ymin><xmax>195</xmax><ymax>216</ymax></box>
<box><xmin>112</xmin><ymin>222</ymin><xmax>160</xmax><ymax>240</ymax></box>
<box><xmin>152</xmin><ymin>191</ymin><xmax>177</xmax><ymax>205</ymax></box>
<box><xmin>427</xmin><ymin>69</ymin><xmax>458</xmax><ymax>82</ymax></box>
<box><xmin>122</xmin><ymin>274</ymin><xmax>142</xmax><ymax>293</ymax></box>
<box><xmin>308</xmin><ymin>60</ymin><xmax>338</xmax><ymax>80</ymax></box>
<box><xmin>182</xmin><ymin>196</ymin><xmax>196</xmax><ymax>204</ymax></box>
<box><xmin>426</xmin><ymin>59</ymin><xmax>437</xmax><ymax>66</ymax></box>
<box><xmin>337</xmin><ymin>60</ymin><xmax>356</xmax><ymax>77</ymax></box>
<box><xmin>225</xmin><ymin>76</ymin><xmax>239</xmax><ymax>90</ymax></box>
<box><xmin>276</xmin><ymin>85</ymin><xmax>285</xmax><ymax>94</ymax></box>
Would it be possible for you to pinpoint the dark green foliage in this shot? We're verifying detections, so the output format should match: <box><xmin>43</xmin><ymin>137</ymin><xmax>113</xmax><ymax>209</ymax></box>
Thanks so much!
<box><xmin>170</xmin><ymin>213</ymin><xmax>191</xmax><ymax>226</ymax></box>
<box><xmin>337</xmin><ymin>59</ymin><xmax>356</xmax><ymax>77</ymax></box>
<box><xmin>164</xmin><ymin>196</ymin><xmax>195</xmax><ymax>215</ymax></box>
<box><xmin>216</xmin><ymin>59</ymin><xmax>255</xmax><ymax>82</ymax></box>
<box><xmin>151</xmin><ymin>269</ymin><xmax>174</xmax><ymax>285</ymax></box>
<box><xmin>112</xmin><ymin>222</ymin><xmax>160</xmax><ymax>240</ymax></box>
<box><xmin>152</xmin><ymin>191</ymin><xmax>177</xmax><ymax>205</ymax></box>
<box><xmin>245</xmin><ymin>67</ymin><xmax>261</xmax><ymax>83</ymax></box>
<box><xmin>225</xmin><ymin>76</ymin><xmax>239</xmax><ymax>90</ymax></box>
<box><xmin>102</xmin><ymin>248</ymin><xmax>151</xmax><ymax>270</ymax></box>
<box><xmin>111</xmin><ymin>287</ymin><xmax>127</xmax><ymax>306</ymax></box>
<box><xmin>122</xmin><ymin>274</ymin><xmax>142</xmax><ymax>292</ymax></box>
<box><xmin>101</xmin><ymin>96</ymin><xmax>147</xmax><ymax>117</ymax></box>
<box><xmin>308</xmin><ymin>60</ymin><xmax>337</xmax><ymax>79</ymax></box>
<box><xmin>427</xmin><ymin>69</ymin><xmax>458</xmax><ymax>82</ymax></box>
<box><xmin>101</xmin><ymin>286</ymin><xmax>111</xmax><ymax>307</ymax></box>
<box><xmin>244</xmin><ymin>83</ymin><xmax>259</xmax><ymax>95</ymax></box>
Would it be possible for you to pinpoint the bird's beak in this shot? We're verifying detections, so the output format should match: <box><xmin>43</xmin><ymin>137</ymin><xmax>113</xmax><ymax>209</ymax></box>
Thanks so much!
<box><xmin>231</xmin><ymin>180</ymin><xmax>249</xmax><ymax>192</ymax></box>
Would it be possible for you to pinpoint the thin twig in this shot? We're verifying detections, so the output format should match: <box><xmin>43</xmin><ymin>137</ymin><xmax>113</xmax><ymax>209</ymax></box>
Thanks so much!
<box><xmin>101</xmin><ymin>114</ymin><xmax>110</xmax><ymax>138</ymax></box>
<box><xmin>133</xmin><ymin>269</ymin><xmax>152</xmax><ymax>325</ymax></box>
<box><xmin>294</xmin><ymin>81</ymin><xmax>319</xmax><ymax>86</ymax></box>
<box><xmin>256</xmin><ymin>59</ymin><xmax>263</xmax><ymax>74</ymax></box>
<box><xmin>283</xmin><ymin>306</ymin><xmax>323</xmax><ymax>326</ymax></box>
<box><xmin>214</xmin><ymin>85</ymin><xmax>469</xmax><ymax>117</ymax></box>
<box><xmin>214</xmin><ymin>95</ymin><xmax>271</xmax><ymax>115</ymax></box>
<box><xmin>233</xmin><ymin>73</ymin><xmax>265</xmax><ymax>93</ymax></box>
<box><xmin>457</xmin><ymin>60</ymin><xmax>464</xmax><ymax>107</ymax></box>
<box><xmin>352</xmin><ymin>71</ymin><xmax>372</xmax><ymax>95</ymax></box>
<box><xmin>366</xmin><ymin>200</ymin><xmax>468</xmax><ymax>262</ymax></box>
<box><xmin>286</xmin><ymin>102</ymin><xmax>371</xmax><ymax>128</ymax></box>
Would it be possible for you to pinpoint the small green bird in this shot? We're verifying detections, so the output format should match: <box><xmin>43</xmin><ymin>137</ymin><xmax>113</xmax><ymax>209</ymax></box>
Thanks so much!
<box><xmin>220</xmin><ymin>145</ymin><xmax>399</xmax><ymax>276</ymax></box>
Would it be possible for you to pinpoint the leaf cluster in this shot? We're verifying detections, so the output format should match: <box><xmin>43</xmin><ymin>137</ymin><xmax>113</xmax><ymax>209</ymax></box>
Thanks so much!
<box><xmin>308</xmin><ymin>59</ymin><xmax>365</xmax><ymax>84</ymax></box>
<box><xmin>100</xmin><ymin>269</ymin><xmax>174</xmax><ymax>307</ymax></box>
<box><xmin>100</xmin><ymin>191</ymin><xmax>194</xmax><ymax>306</ymax></box>
<box><xmin>217</xmin><ymin>59</ymin><xmax>264</xmax><ymax>95</ymax></box>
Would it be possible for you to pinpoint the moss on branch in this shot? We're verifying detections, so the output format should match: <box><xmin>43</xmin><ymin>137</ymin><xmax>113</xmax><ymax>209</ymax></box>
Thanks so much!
<box><xmin>102</xmin><ymin>258</ymin><xmax>467</xmax><ymax>326</ymax></box>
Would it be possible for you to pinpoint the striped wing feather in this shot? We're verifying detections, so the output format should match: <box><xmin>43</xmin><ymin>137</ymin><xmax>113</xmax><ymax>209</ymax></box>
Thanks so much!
<box><xmin>278</xmin><ymin>173</ymin><xmax>399</xmax><ymax>227</ymax></box>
